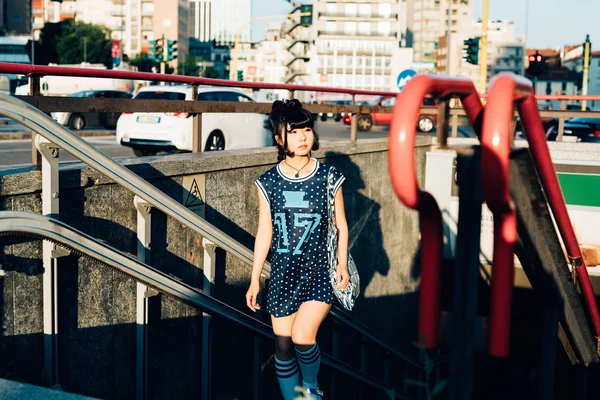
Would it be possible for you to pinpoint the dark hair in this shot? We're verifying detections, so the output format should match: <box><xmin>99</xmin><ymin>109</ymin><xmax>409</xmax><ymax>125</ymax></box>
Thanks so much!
<box><xmin>268</xmin><ymin>99</ymin><xmax>320</xmax><ymax>161</ymax></box>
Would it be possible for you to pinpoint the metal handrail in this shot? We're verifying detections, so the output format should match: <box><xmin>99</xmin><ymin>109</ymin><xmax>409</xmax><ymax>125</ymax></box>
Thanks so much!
<box><xmin>0</xmin><ymin>94</ymin><xmax>422</xmax><ymax>375</ymax></box>
<box><xmin>481</xmin><ymin>73</ymin><xmax>600</xmax><ymax>348</ymax></box>
<box><xmin>388</xmin><ymin>74</ymin><xmax>484</xmax><ymax>349</ymax></box>
<box><xmin>0</xmin><ymin>93</ymin><xmax>264</xmax><ymax>272</ymax></box>
<box><xmin>0</xmin><ymin>211</ymin><xmax>410</xmax><ymax>399</ymax></box>
<box><xmin>0</xmin><ymin>61</ymin><xmax>398</xmax><ymax>97</ymax></box>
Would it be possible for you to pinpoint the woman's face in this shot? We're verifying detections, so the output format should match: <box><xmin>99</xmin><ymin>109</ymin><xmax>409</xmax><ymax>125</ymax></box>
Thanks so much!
<box><xmin>277</xmin><ymin>125</ymin><xmax>314</xmax><ymax>157</ymax></box>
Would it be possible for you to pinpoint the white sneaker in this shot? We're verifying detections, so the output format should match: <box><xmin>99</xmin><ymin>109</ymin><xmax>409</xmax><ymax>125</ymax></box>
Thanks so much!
<box><xmin>295</xmin><ymin>386</ymin><xmax>323</xmax><ymax>400</ymax></box>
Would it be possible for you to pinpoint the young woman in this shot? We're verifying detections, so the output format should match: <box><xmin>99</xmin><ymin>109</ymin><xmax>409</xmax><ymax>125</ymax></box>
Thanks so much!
<box><xmin>246</xmin><ymin>99</ymin><xmax>350</xmax><ymax>400</ymax></box>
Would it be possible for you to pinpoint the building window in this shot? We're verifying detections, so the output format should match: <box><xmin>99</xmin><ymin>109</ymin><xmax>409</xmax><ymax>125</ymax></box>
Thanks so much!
<box><xmin>358</xmin><ymin>22</ymin><xmax>370</xmax><ymax>35</ymax></box>
<box><xmin>378</xmin><ymin>3</ymin><xmax>391</xmax><ymax>17</ymax></box>
<box><xmin>345</xmin><ymin>3</ymin><xmax>357</xmax><ymax>16</ymax></box>
<box><xmin>562</xmin><ymin>82</ymin><xmax>567</xmax><ymax>91</ymax></box>
<box><xmin>378</xmin><ymin>22</ymin><xmax>391</xmax><ymax>36</ymax></box>
<box><xmin>325</xmin><ymin>22</ymin><xmax>336</xmax><ymax>33</ymax></box>
<box><xmin>326</xmin><ymin>3</ymin><xmax>336</xmax><ymax>15</ymax></box>
<box><xmin>344</xmin><ymin>22</ymin><xmax>356</xmax><ymax>35</ymax></box>
<box><xmin>359</xmin><ymin>4</ymin><xmax>372</xmax><ymax>17</ymax></box>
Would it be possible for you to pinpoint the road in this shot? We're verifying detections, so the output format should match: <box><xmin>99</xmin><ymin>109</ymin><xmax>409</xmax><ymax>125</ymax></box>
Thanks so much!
<box><xmin>0</xmin><ymin>121</ymin><xmax>475</xmax><ymax>169</ymax></box>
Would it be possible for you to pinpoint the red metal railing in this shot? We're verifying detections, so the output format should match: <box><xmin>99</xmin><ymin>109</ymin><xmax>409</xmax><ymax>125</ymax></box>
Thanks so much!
<box><xmin>0</xmin><ymin>62</ymin><xmax>398</xmax><ymax>97</ymax></box>
<box><xmin>482</xmin><ymin>73</ymin><xmax>600</xmax><ymax>356</ymax></box>
<box><xmin>388</xmin><ymin>75</ymin><xmax>484</xmax><ymax>349</ymax></box>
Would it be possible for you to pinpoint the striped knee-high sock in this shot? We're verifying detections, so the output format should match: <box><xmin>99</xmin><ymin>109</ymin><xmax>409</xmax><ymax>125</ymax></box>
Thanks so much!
<box><xmin>274</xmin><ymin>355</ymin><xmax>300</xmax><ymax>400</ymax></box>
<box><xmin>295</xmin><ymin>343</ymin><xmax>321</xmax><ymax>389</ymax></box>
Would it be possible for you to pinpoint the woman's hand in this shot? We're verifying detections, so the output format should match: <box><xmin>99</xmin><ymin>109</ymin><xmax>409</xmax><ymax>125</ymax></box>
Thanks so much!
<box><xmin>245</xmin><ymin>280</ymin><xmax>262</xmax><ymax>312</ymax></box>
<box><xmin>333</xmin><ymin>263</ymin><xmax>350</xmax><ymax>290</ymax></box>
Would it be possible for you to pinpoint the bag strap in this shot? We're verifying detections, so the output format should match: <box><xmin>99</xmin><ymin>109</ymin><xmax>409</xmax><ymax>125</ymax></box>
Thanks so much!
<box><xmin>327</xmin><ymin>167</ymin><xmax>335</xmax><ymax>224</ymax></box>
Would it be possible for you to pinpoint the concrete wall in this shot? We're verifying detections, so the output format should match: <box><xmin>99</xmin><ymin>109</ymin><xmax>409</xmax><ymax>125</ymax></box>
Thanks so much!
<box><xmin>0</xmin><ymin>138</ymin><xmax>431</xmax><ymax>399</ymax></box>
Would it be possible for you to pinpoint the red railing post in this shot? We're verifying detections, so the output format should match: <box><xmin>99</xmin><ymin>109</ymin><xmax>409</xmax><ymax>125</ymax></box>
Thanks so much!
<box><xmin>482</xmin><ymin>73</ymin><xmax>600</xmax><ymax>357</ymax></box>
<box><xmin>388</xmin><ymin>75</ymin><xmax>484</xmax><ymax>349</ymax></box>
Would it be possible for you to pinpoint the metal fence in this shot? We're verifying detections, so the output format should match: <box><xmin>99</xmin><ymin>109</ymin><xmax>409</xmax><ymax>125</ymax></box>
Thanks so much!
<box><xmin>1</xmin><ymin>62</ymin><xmax>600</xmax><ymax>167</ymax></box>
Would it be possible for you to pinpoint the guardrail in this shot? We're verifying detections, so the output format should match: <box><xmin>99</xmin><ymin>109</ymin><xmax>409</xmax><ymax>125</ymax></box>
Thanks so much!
<box><xmin>1</xmin><ymin>62</ymin><xmax>599</xmax><ymax>168</ymax></box>
<box><xmin>481</xmin><ymin>73</ymin><xmax>600</xmax><ymax>356</ymax></box>
<box><xmin>0</xmin><ymin>211</ymin><xmax>414</xmax><ymax>399</ymax></box>
<box><xmin>387</xmin><ymin>74</ymin><xmax>485</xmax><ymax>349</ymax></box>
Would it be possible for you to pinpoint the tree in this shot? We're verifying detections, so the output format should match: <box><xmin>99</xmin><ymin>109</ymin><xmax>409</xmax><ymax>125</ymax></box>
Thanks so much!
<box><xmin>37</xmin><ymin>21</ymin><xmax>65</xmax><ymax>64</ymax></box>
<box><xmin>56</xmin><ymin>20</ymin><xmax>113</xmax><ymax>67</ymax></box>
<box><xmin>129</xmin><ymin>52</ymin><xmax>159</xmax><ymax>72</ymax></box>
<box><xmin>177</xmin><ymin>55</ymin><xmax>203</xmax><ymax>76</ymax></box>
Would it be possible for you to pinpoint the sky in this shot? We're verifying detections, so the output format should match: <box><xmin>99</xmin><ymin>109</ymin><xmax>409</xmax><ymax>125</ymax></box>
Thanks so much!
<box><xmin>253</xmin><ymin>0</ymin><xmax>600</xmax><ymax>50</ymax></box>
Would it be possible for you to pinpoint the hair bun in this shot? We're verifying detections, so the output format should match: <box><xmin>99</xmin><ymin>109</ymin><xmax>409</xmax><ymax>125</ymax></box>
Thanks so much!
<box><xmin>271</xmin><ymin>99</ymin><xmax>303</xmax><ymax>113</ymax></box>
<box><xmin>271</xmin><ymin>100</ymin><xmax>287</xmax><ymax>113</ymax></box>
<box><xmin>286</xmin><ymin>99</ymin><xmax>302</xmax><ymax>108</ymax></box>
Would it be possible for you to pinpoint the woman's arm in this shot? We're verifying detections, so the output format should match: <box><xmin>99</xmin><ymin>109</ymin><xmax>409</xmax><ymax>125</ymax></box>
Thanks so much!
<box><xmin>246</xmin><ymin>189</ymin><xmax>272</xmax><ymax>311</ymax></box>
<box><xmin>334</xmin><ymin>186</ymin><xmax>349</xmax><ymax>277</ymax></box>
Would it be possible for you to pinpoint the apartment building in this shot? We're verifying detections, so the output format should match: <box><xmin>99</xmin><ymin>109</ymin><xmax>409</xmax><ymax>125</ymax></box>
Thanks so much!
<box><xmin>310</xmin><ymin>0</ymin><xmax>410</xmax><ymax>92</ymax></box>
<box><xmin>189</xmin><ymin>0</ymin><xmax>252</xmax><ymax>45</ymax></box>
<box><xmin>410</xmin><ymin>0</ymin><xmax>472</xmax><ymax>66</ymax></box>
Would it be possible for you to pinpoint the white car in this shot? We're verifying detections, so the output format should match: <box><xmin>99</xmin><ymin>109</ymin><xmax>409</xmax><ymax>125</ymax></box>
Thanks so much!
<box><xmin>116</xmin><ymin>85</ymin><xmax>272</xmax><ymax>156</ymax></box>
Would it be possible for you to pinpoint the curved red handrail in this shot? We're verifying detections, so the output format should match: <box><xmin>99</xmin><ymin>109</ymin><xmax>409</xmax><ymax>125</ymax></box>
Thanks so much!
<box><xmin>389</xmin><ymin>75</ymin><xmax>484</xmax><ymax>348</ymax></box>
<box><xmin>482</xmin><ymin>73</ymin><xmax>600</xmax><ymax>357</ymax></box>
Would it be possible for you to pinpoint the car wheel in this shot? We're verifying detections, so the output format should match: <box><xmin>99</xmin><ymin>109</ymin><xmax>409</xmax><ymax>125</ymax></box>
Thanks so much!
<box><xmin>320</xmin><ymin>115</ymin><xmax>327</xmax><ymax>122</ymax></box>
<box><xmin>357</xmin><ymin>114</ymin><xmax>373</xmax><ymax>131</ymax></box>
<box><xmin>69</xmin><ymin>114</ymin><xmax>85</xmax><ymax>130</ymax></box>
<box><xmin>418</xmin><ymin>116</ymin><xmax>435</xmax><ymax>133</ymax></box>
<box><xmin>133</xmin><ymin>149</ymin><xmax>157</xmax><ymax>157</ymax></box>
<box><xmin>335</xmin><ymin>115</ymin><xmax>342</xmax><ymax>122</ymax></box>
<box><xmin>205</xmin><ymin>131</ymin><xmax>225</xmax><ymax>151</ymax></box>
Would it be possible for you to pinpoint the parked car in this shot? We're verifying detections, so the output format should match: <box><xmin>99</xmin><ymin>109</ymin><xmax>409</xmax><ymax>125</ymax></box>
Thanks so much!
<box><xmin>342</xmin><ymin>96</ymin><xmax>437</xmax><ymax>132</ymax></box>
<box><xmin>52</xmin><ymin>90</ymin><xmax>132</xmax><ymax>130</ymax></box>
<box><xmin>546</xmin><ymin>118</ymin><xmax>600</xmax><ymax>143</ymax></box>
<box><xmin>116</xmin><ymin>86</ymin><xmax>272</xmax><ymax>156</ymax></box>
<box><xmin>515</xmin><ymin>104</ymin><xmax>592</xmax><ymax>137</ymax></box>
<box><xmin>319</xmin><ymin>100</ymin><xmax>353</xmax><ymax>122</ymax></box>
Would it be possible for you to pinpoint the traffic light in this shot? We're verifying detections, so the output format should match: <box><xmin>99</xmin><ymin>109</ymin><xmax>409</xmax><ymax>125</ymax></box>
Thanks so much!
<box><xmin>300</xmin><ymin>4</ymin><xmax>313</xmax><ymax>26</ymax></box>
<box><xmin>237</xmin><ymin>70</ymin><xmax>244</xmax><ymax>81</ymax></box>
<box><xmin>166</xmin><ymin>39</ymin><xmax>177</xmax><ymax>61</ymax></box>
<box><xmin>527</xmin><ymin>51</ymin><xmax>547</xmax><ymax>77</ymax></box>
<box><xmin>463</xmin><ymin>37</ymin><xmax>480</xmax><ymax>65</ymax></box>
<box><xmin>150</xmin><ymin>38</ymin><xmax>164</xmax><ymax>62</ymax></box>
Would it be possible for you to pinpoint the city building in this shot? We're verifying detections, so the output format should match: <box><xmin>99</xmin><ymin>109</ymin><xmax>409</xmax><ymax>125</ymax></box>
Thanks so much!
<box><xmin>152</xmin><ymin>0</ymin><xmax>189</xmax><ymax>67</ymax></box>
<box><xmin>189</xmin><ymin>0</ymin><xmax>252</xmax><ymax>45</ymax></box>
<box><xmin>490</xmin><ymin>42</ymin><xmax>525</xmax><ymax>78</ymax></box>
<box><xmin>3</xmin><ymin>0</ymin><xmax>32</xmax><ymax>35</ymax></box>
<box><xmin>189</xmin><ymin>38</ymin><xmax>230</xmax><ymax>78</ymax></box>
<box><xmin>586</xmin><ymin>52</ymin><xmax>600</xmax><ymax>110</ymax></box>
<box><xmin>309</xmin><ymin>0</ymin><xmax>412</xmax><ymax>94</ymax></box>
<box><xmin>409</xmin><ymin>0</ymin><xmax>472</xmax><ymax>68</ymax></box>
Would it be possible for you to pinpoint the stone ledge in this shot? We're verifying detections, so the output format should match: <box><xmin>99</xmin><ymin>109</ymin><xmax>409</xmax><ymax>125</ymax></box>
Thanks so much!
<box><xmin>0</xmin><ymin>137</ymin><xmax>434</xmax><ymax>197</ymax></box>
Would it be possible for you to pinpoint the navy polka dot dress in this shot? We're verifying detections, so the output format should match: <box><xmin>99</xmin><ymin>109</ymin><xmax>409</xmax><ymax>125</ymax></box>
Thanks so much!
<box><xmin>255</xmin><ymin>159</ymin><xmax>346</xmax><ymax>318</ymax></box>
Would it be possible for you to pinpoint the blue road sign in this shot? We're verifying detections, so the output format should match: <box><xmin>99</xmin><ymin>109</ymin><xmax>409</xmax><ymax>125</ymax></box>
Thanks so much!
<box><xmin>397</xmin><ymin>69</ymin><xmax>417</xmax><ymax>91</ymax></box>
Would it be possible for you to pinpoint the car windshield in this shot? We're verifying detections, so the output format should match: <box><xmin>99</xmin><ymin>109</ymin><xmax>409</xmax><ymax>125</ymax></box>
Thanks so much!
<box><xmin>567</xmin><ymin>118</ymin><xmax>600</xmax><ymax>124</ymax></box>
<box><xmin>70</xmin><ymin>91</ymin><xmax>95</xmax><ymax>98</ymax></box>
<box><xmin>135</xmin><ymin>91</ymin><xmax>186</xmax><ymax>100</ymax></box>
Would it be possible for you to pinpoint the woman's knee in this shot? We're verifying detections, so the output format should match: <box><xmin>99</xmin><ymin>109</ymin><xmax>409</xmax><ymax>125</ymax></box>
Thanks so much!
<box><xmin>291</xmin><ymin>328</ymin><xmax>316</xmax><ymax>346</ymax></box>
<box><xmin>275</xmin><ymin>335</ymin><xmax>295</xmax><ymax>360</ymax></box>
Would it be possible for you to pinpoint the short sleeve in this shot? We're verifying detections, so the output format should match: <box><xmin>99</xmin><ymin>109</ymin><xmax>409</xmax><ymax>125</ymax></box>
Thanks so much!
<box><xmin>330</xmin><ymin>166</ymin><xmax>346</xmax><ymax>197</ymax></box>
<box><xmin>255</xmin><ymin>173</ymin><xmax>271</xmax><ymax>205</ymax></box>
